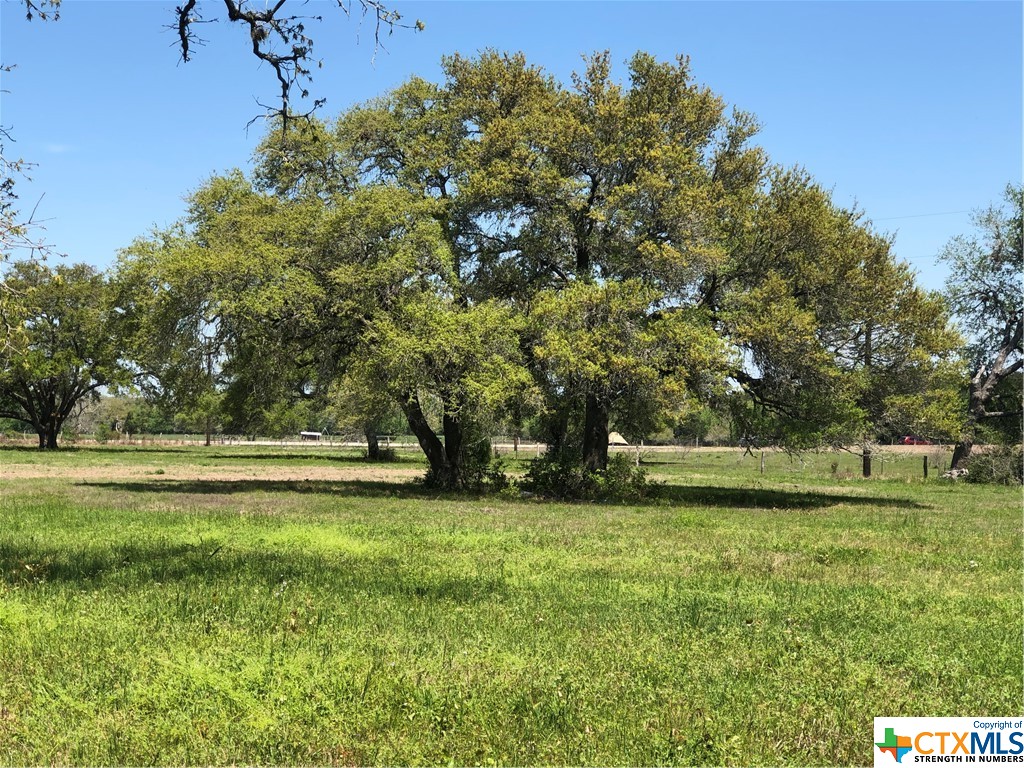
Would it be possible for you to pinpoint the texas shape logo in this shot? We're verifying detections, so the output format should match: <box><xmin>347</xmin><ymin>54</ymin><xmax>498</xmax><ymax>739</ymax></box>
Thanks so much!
<box><xmin>876</xmin><ymin>727</ymin><xmax>913</xmax><ymax>762</ymax></box>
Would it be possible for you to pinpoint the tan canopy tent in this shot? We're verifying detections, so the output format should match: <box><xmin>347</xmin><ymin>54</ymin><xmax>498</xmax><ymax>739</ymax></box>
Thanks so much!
<box><xmin>608</xmin><ymin>432</ymin><xmax>629</xmax><ymax>446</ymax></box>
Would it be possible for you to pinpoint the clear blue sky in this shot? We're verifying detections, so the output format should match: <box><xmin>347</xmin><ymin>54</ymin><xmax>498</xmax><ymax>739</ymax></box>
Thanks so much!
<box><xmin>1</xmin><ymin>1</ymin><xmax>1020</xmax><ymax>291</ymax></box>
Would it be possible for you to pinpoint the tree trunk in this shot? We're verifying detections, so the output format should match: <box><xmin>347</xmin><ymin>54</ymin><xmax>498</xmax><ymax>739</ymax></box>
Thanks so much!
<box><xmin>401</xmin><ymin>393</ymin><xmax>456</xmax><ymax>488</ymax></box>
<box><xmin>364</xmin><ymin>424</ymin><xmax>380</xmax><ymax>461</ymax></box>
<box><xmin>43</xmin><ymin>418</ymin><xmax>60</xmax><ymax>450</ymax></box>
<box><xmin>862</xmin><ymin>323</ymin><xmax>873</xmax><ymax>478</ymax></box>
<box><xmin>37</xmin><ymin>431</ymin><xmax>46</xmax><ymax>450</ymax></box>
<box><xmin>951</xmin><ymin>435</ymin><xmax>974</xmax><ymax>469</ymax></box>
<box><xmin>582</xmin><ymin>393</ymin><xmax>609</xmax><ymax>473</ymax></box>
<box><xmin>951</xmin><ymin>385</ymin><xmax>986</xmax><ymax>470</ymax></box>
<box><xmin>951</xmin><ymin>318</ymin><xmax>1024</xmax><ymax>470</ymax></box>
<box><xmin>547</xmin><ymin>407</ymin><xmax>570</xmax><ymax>459</ymax></box>
<box><xmin>951</xmin><ymin>406</ymin><xmax>978</xmax><ymax>470</ymax></box>
<box><xmin>443</xmin><ymin>411</ymin><xmax>463</xmax><ymax>472</ymax></box>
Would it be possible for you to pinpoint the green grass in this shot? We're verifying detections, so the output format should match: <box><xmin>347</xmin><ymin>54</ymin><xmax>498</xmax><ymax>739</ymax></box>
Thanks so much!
<box><xmin>0</xmin><ymin>442</ymin><xmax>423</xmax><ymax>468</ymax></box>
<box><xmin>0</xmin><ymin>445</ymin><xmax>1020</xmax><ymax>764</ymax></box>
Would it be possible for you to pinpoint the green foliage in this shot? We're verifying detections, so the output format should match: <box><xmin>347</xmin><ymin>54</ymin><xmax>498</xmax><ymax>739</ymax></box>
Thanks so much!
<box><xmin>261</xmin><ymin>400</ymin><xmax>312</xmax><ymax>440</ymax></box>
<box><xmin>93</xmin><ymin>421</ymin><xmax>113</xmax><ymax>444</ymax></box>
<box><xmin>424</xmin><ymin>451</ymin><xmax>509</xmax><ymax>493</ymax></box>
<box><xmin>129</xmin><ymin>399</ymin><xmax>176</xmax><ymax>435</ymax></box>
<box><xmin>672</xmin><ymin>406</ymin><xmax>717</xmax><ymax>444</ymax></box>
<box><xmin>939</xmin><ymin>184</ymin><xmax>1022</xmax><ymax>467</ymax></box>
<box><xmin>718</xmin><ymin>173</ymin><xmax>961</xmax><ymax>452</ymax></box>
<box><xmin>353</xmin><ymin>298</ymin><xmax>531</xmax><ymax>423</ymax></box>
<box><xmin>112</xmin><ymin>50</ymin><xmax>959</xmax><ymax>487</ymax></box>
<box><xmin>523</xmin><ymin>452</ymin><xmax>653</xmax><ymax>501</ymax></box>
<box><xmin>531</xmin><ymin>280</ymin><xmax>727</xmax><ymax>440</ymax></box>
<box><xmin>173</xmin><ymin>390</ymin><xmax>224</xmax><ymax>437</ymax></box>
<box><xmin>940</xmin><ymin>183</ymin><xmax>1023</xmax><ymax>367</ymax></box>
<box><xmin>981</xmin><ymin>373</ymin><xmax>1024</xmax><ymax>445</ymax></box>
<box><xmin>76</xmin><ymin>396</ymin><xmax>176</xmax><ymax>440</ymax></box>
<box><xmin>0</xmin><ymin>260</ymin><xmax>131</xmax><ymax>448</ymax></box>
<box><xmin>963</xmin><ymin>444</ymin><xmax>1023</xmax><ymax>486</ymax></box>
<box><xmin>115</xmin><ymin>175</ymin><xmax>343</xmax><ymax>442</ymax></box>
<box><xmin>364</xmin><ymin>446</ymin><xmax>399</xmax><ymax>462</ymax></box>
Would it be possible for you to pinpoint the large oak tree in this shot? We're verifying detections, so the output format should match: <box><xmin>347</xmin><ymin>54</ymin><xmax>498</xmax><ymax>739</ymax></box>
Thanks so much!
<box><xmin>118</xmin><ymin>51</ymin><xmax>958</xmax><ymax>488</ymax></box>
<box><xmin>941</xmin><ymin>184</ymin><xmax>1023</xmax><ymax>468</ymax></box>
<box><xmin>0</xmin><ymin>261</ymin><xmax>130</xmax><ymax>448</ymax></box>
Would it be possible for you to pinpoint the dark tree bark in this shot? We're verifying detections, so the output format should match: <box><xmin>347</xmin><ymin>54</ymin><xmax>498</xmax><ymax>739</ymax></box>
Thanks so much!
<box><xmin>545</xmin><ymin>407</ymin><xmax>570</xmax><ymax>458</ymax></box>
<box><xmin>442</xmin><ymin>411</ymin><xmax>463</xmax><ymax>472</ymax></box>
<box><xmin>399</xmin><ymin>394</ymin><xmax>471</xmax><ymax>488</ymax></box>
<box><xmin>364</xmin><ymin>424</ymin><xmax>380</xmax><ymax>460</ymax></box>
<box><xmin>582</xmin><ymin>393</ymin><xmax>609</xmax><ymax>473</ymax></box>
<box><xmin>172</xmin><ymin>0</ymin><xmax>410</xmax><ymax>132</ymax></box>
<box><xmin>400</xmin><ymin>393</ymin><xmax>457</xmax><ymax>488</ymax></box>
<box><xmin>951</xmin><ymin>372</ymin><xmax>1021</xmax><ymax>468</ymax></box>
<box><xmin>28</xmin><ymin>411</ymin><xmax>65</xmax><ymax>450</ymax></box>
<box><xmin>950</xmin><ymin>431</ymin><xmax>975</xmax><ymax>470</ymax></box>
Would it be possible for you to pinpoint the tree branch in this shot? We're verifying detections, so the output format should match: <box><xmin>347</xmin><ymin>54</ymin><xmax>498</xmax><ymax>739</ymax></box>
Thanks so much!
<box><xmin>172</xmin><ymin>0</ymin><xmax>417</xmax><ymax>131</ymax></box>
<box><xmin>979</xmin><ymin>408</ymin><xmax>1023</xmax><ymax>420</ymax></box>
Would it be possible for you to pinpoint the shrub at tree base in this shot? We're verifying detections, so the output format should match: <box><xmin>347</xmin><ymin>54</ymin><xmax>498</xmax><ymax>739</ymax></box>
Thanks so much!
<box><xmin>524</xmin><ymin>453</ymin><xmax>654</xmax><ymax>501</ymax></box>
<box><xmin>963</xmin><ymin>444</ymin><xmax>1023</xmax><ymax>485</ymax></box>
<box><xmin>421</xmin><ymin>441</ymin><xmax>510</xmax><ymax>493</ymax></box>
<box><xmin>363</xmin><ymin>446</ymin><xmax>400</xmax><ymax>462</ymax></box>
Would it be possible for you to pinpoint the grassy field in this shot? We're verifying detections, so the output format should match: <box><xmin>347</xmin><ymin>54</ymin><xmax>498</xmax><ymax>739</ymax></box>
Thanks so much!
<box><xmin>0</xmin><ymin>444</ymin><xmax>1020</xmax><ymax>765</ymax></box>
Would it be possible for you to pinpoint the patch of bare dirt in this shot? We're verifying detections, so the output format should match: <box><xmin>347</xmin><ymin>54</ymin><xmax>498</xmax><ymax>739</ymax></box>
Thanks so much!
<box><xmin>0</xmin><ymin>463</ymin><xmax>422</xmax><ymax>484</ymax></box>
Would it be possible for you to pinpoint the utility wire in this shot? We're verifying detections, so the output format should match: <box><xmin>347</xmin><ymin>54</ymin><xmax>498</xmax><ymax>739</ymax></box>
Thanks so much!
<box><xmin>874</xmin><ymin>210</ymin><xmax>971</xmax><ymax>221</ymax></box>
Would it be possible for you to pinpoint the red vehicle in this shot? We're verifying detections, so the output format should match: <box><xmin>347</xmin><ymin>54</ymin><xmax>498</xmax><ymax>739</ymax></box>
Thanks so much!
<box><xmin>899</xmin><ymin>435</ymin><xmax>932</xmax><ymax>445</ymax></box>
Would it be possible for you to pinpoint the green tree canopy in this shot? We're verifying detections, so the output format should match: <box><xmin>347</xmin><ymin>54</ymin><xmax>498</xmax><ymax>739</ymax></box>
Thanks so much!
<box><xmin>940</xmin><ymin>183</ymin><xmax>1023</xmax><ymax>468</ymax></box>
<box><xmin>116</xmin><ymin>50</ymin><xmax>960</xmax><ymax>489</ymax></box>
<box><xmin>0</xmin><ymin>260</ymin><xmax>131</xmax><ymax>448</ymax></box>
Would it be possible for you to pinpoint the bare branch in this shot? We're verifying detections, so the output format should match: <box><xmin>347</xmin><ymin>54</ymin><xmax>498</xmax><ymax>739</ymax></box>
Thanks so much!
<box><xmin>979</xmin><ymin>408</ymin><xmax>1024</xmax><ymax>420</ymax></box>
<box><xmin>171</xmin><ymin>0</ymin><xmax>419</xmax><ymax>131</ymax></box>
<box><xmin>21</xmin><ymin>0</ymin><xmax>60</xmax><ymax>22</ymax></box>
<box><xmin>174</xmin><ymin>0</ymin><xmax>200</xmax><ymax>62</ymax></box>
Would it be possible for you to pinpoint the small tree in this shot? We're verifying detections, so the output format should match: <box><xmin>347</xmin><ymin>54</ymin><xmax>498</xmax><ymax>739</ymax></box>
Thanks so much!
<box><xmin>327</xmin><ymin>375</ymin><xmax>402</xmax><ymax>460</ymax></box>
<box><xmin>262</xmin><ymin>399</ymin><xmax>311</xmax><ymax>441</ymax></box>
<box><xmin>346</xmin><ymin>296</ymin><xmax>531</xmax><ymax>487</ymax></box>
<box><xmin>940</xmin><ymin>184</ymin><xmax>1023</xmax><ymax>468</ymax></box>
<box><xmin>0</xmin><ymin>261</ymin><xmax>130</xmax><ymax>448</ymax></box>
<box><xmin>530</xmin><ymin>280</ymin><xmax>726</xmax><ymax>471</ymax></box>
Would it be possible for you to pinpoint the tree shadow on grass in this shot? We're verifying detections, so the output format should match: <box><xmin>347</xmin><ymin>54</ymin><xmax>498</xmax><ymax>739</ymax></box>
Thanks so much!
<box><xmin>0</xmin><ymin>537</ymin><xmax>507</xmax><ymax>603</ymax></box>
<box><xmin>0</xmin><ymin>444</ymin><xmax>193</xmax><ymax>457</ymax></box>
<box><xmin>0</xmin><ymin>444</ymin><xmax>420</xmax><ymax>465</ymax></box>
<box><xmin>80</xmin><ymin>478</ymin><xmax>444</xmax><ymax>499</ymax></box>
<box><xmin>80</xmin><ymin>477</ymin><xmax>927</xmax><ymax>510</ymax></box>
<box><xmin>654</xmin><ymin>484</ymin><xmax>927</xmax><ymax>510</ymax></box>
